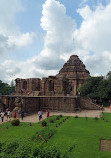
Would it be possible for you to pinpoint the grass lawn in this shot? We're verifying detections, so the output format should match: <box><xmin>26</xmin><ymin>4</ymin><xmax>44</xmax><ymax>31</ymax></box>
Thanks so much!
<box><xmin>0</xmin><ymin>113</ymin><xmax>111</xmax><ymax>157</ymax></box>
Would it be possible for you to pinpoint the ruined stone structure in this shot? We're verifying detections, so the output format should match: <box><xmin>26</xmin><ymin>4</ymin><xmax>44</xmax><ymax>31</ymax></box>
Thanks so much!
<box><xmin>0</xmin><ymin>55</ymin><xmax>103</xmax><ymax>114</ymax></box>
<box><xmin>0</xmin><ymin>95</ymin><xmax>102</xmax><ymax>115</ymax></box>
<box><xmin>15</xmin><ymin>55</ymin><xmax>90</xmax><ymax>96</ymax></box>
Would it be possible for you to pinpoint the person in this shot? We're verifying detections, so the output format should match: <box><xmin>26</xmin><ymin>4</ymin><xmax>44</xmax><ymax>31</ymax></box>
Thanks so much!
<box><xmin>1</xmin><ymin>111</ymin><xmax>4</xmax><ymax>122</ymax></box>
<box><xmin>110</xmin><ymin>104</ymin><xmax>111</xmax><ymax>111</ymax></box>
<box><xmin>14</xmin><ymin>111</ymin><xmax>17</xmax><ymax>119</ymax></box>
<box><xmin>47</xmin><ymin>109</ymin><xmax>49</xmax><ymax>118</ymax></box>
<box><xmin>38</xmin><ymin>110</ymin><xmax>42</xmax><ymax>121</ymax></box>
<box><xmin>41</xmin><ymin>110</ymin><xmax>43</xmax><ymax>119</ymax></box>
<box><xmin>21</xmin><ymin>111</ymin><xmax>24</xmax><ymax>120</ymax></box>
<box><xmin>7</xmin><ymin>109</ymin><xmax>10</xmax><ymax>121</ymax></box>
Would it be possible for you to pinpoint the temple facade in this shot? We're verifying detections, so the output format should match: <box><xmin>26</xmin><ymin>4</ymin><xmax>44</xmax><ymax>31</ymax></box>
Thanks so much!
<box><xmin>15</xmin><ymin>55</ymin><xmax>90</xmax><ymax>96</ymax></box>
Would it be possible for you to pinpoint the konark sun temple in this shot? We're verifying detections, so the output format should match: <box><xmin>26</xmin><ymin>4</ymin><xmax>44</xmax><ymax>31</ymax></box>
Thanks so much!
<box><xmin>0</xmin><ymin>55</ymin><xmax>102</xmax><ymax>114</ymax></box>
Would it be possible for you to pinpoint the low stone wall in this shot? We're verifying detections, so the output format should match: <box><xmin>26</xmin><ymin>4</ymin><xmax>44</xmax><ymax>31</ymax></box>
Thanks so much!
<box><xmin>0</xmin><ymin>95</ymin><xmax>102</xmax><ymax>114</ymax></box>
<box><xmin>0</xmin><ymin>95</ymin><xmax>80</xmax><ymax>113</ymax></box>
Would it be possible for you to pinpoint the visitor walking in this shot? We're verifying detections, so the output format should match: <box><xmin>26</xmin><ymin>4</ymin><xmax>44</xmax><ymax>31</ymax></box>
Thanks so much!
<box><xmin>14</xmin><ymin>111</ymin><xmax>17</xmax><ymax>119</ymax></box>
<box><xmin>47</xmin><ymin>109</ymin><xmax>50</xmax><ymax>118</ymax></box>
<box><xmin>7</xmin><ymin>109</ymin><xmax>10</xmax><ymax>121</ymax></box>
<box><xmin>1</xmin><ymin>111</ymin><xmax>4</xmax><ymax>123</ymax></box>
<box><xmin>21</xmin><ymin>111</ymin><xmax>24</xmax><ymax>120</ymax></box>
<box><xmin>110</xmin><ymin>104</ymin><xmax>111</xmax><ymax>111</ymax></box>
<box><xmin>38</xmin><ymin>110</ymin><xmax>42</xmax><ymax>121</ymax></box>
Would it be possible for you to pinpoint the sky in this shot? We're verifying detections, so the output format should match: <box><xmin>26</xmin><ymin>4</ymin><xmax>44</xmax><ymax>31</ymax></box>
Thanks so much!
<box><xmin>0</xmin><ymin>0</ymin><xmax>111</xmax><ymax>84</ymax></box>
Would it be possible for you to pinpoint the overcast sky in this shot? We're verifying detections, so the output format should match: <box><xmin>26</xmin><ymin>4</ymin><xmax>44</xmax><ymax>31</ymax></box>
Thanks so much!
<box><xmin>0</xmin><ymin>0</ymin><xmax>111</xmax><ymax>83</ymax></box>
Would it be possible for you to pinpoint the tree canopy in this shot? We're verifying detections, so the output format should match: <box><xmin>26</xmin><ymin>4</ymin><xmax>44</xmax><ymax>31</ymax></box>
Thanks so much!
<box><xmin>0</xmin><ymin>80</ymin><xmax>15</xmax><ymax>95</ymax></box>
<box><xmin>79</xmin><ymin>72</ymin><xmax>111</xmax><ymax>104</ymax></box>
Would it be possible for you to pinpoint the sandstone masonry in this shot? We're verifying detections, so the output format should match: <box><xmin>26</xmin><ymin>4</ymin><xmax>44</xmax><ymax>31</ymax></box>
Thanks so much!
<box><xmin>15</xmin><ymin>55</ymin><xmax>90</xmax><ymax>96</ymax></box>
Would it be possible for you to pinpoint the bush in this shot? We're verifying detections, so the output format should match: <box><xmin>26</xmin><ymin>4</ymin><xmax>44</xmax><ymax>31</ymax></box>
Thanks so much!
<box><xmin>41</xmin><ymin>120</ymin><xmax>47</xmax><ymax>127</ymax></box>
<box><xmin>2</xmin><ymin>141</ymin><xmax>19</xmax><ymax>156</ymax></box>
<box><xmin>75</xmin><ymin>115</ymin><xmax>78</xmax><ymax>118</ymax></box>
<box><xmin>31</xmin><ymin>128</ymin><xmax>56</xmax><ymax>143</ymax></box>
<box><xmin>11</xmin><ymin>119</ymin><xmax>20</xmax><ymax>126</ymax></box>
<box><xmin>0</xmin><ymin>142</ymin><xmax>3</xmax><ymax>153</ymax></box>
<box><xmin>59</xmin><ymin>114</ymin><xmax>62</xmax><ymax>117</ymax></box>
<box><xmin>56</xmin><ymin>116</ymin><xmax>60</xmax><ymax>120</ymax></box>
<box><xmin>95</xmin><ymin>117</ymin><xmax>98</xmax><ymax>121</ymax></box>
<box><xmin>14</xmin><ymin>142</ymin><xmax>32</xmax><ymax>158</ymax></box>
<box><xmin>41</xmin><ymin>146</ymin><xmax>61</xmax><ymax>158</ymax></box>
<box><xmin>49</xmin><ymin>119</ymin><xmax>55</xmax><ymax>123</ymax></box>
<box><xmin>32</xmin><ymin>145</ymin><xmax>41</xmax><ymax>157</ymax></box>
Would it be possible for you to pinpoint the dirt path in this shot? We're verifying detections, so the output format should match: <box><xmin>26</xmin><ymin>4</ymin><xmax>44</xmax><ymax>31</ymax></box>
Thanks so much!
<box><xmin>0</xmin><ymin>108</ymin><xmax>111</xmax><ymax>124</ymax></box>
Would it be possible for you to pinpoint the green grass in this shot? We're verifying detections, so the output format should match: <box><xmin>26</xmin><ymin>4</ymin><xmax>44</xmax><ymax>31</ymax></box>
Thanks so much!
<box><xmin>0</xmin><ymin>113</ymin><xmax>111</xmax><ymax>157</ymax></box>
<box><xmin>0</xmin><ymin>122</ymin><xmax>43</xmax><ymax>142</ymax></box>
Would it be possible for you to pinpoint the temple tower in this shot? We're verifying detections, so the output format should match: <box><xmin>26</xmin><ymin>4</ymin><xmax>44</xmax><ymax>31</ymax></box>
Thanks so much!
<box><xmin>56</xmin><ymin>55</ymin><xmax>90</xmax><ymax>95</ymax></box>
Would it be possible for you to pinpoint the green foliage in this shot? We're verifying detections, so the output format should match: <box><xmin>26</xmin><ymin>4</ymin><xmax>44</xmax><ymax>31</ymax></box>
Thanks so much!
<box><xmin>80</xmin><ymin>76</ymin><xmax>103</xmax><ymax>98</ymax></box>
<box><xmin>2</xmin><ymin>141</ymin><xmax>19</xmax><ymax>156</ymax></box>
<box><xmin>0</xmin><ymin>142</ymin><xmax>3</xmax><ymax>153</ymax></box>
<box><xmin>1</xmin><ymin>114</ymin><xmax>111</xmax><ymax>157</ymax></box>
<box><xmin>49</xmin><ymin>119</ymin><xmax>55</xmax><ymax>123</ymax></box>
<box><xmin>56</xmin><ymin>116</ymin><xmax>60</xmax><ymax>120</ymax></box>
<box><xmin>31</xmin><ymin>128</ymin><xmax>56</xmax><ymax>143</ymax></box>
<box><xmin>0</xmin><ymin>80</ymin><xmax>15</xmax><ymax>95</ymax></box>
<box><xmin>41</xmin><ymin>120</ymin><xmax>47</xmax><ymax>127</ymax></box>
<box><xmin>80</xmin><ymin>75</ymin><xmax>111</xmax><ymax>103</ymax></box>
<box><xmin>0</xmin><ymin>141</ymin><xmax>63</xmax><ymax>158</ymax></box>
<box><xmin>11</xmin><ymin>119</ymin><xmax>20</xmax><ymax>126</ymax></box>
<box><xmin>75</xmin><ymin>115</ymin><xmax>78</xmax><ymax>118</ymax></box>
<box><xmin>41</xmin><ymin>145</ymin><xmax>61</xmax><ymax>158</ymax></box>
<box><xmin>13</xmin><ymin>141</ymin><xmax>32</xmax><ymax>158</ymax></box>
<box><xmin>94</xmin><ymin>117</ymin><xmax>98</xmax><ymax>121</ymax></box>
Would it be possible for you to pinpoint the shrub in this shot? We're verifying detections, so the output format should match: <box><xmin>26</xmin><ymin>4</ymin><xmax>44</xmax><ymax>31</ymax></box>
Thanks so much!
<box><xmin>11</xmin><ymin>119</ymin><xmax>20</xmax><ymax>126</ymax></box>
<box><xmin>68</xmin><ymin>143</ymin><xmax>75</xmax><ymax>152</ymax></box>
<box><xmin>50</xmin><ymin>119</ymin><xmax>55</xmax><ymax>123</ymax></box>
<box><xmin>13</xmin><ymin>141</ymin><xmax>32</xmax><ymax>158</ymax></box>
<box><xmin>59</xmin><ymin>114</ymin><xmax>62</xmax><ymax>117</ymax></box>
<box><xmin>41</xmin><ymin>145</ymin><xmax>61</xmax><ymax>158</ymax></box>
<box><xmin>56</xmin><ymin>116</ymin><xmax>60</xmax><ymax>120</ymax></box>
<box><xmin>95</xmin><ymin>117</ymin><xmax>98</xmax><ymax>121</ymax></box>
<box><xmin>2</xmin><ymin>141</ymin><xmax>19</xmax><ymax>155</ymax></box>
<box><xmin>75</xmin><ymin>115</ymin><xmax>78</xmax><ymax>118</ymax></box>
<box><xmin>32</xmin><ymin>145</ymin><xmax>41</xmax><ymax>157</ymax></box>
<box><xmin>41</xmin><ymin>120</ymin><xmax>47</xmax><ymax>127</ymax></box>
<box><xmin>31</xmin><ymin>128</ymin><xmax>56</xmax><ymax>143</ymax></box>
<box><xmin>0</xmin><ymin>142</ymin><xmax>3</xmax><ymax>153</ymax></box>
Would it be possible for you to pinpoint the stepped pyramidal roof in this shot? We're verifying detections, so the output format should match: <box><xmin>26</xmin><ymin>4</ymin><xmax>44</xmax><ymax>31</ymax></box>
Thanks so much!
<box><xmin>56</xmin><ymin>55</ymin><xmax>90</xmax><ymax>79</ymax></box>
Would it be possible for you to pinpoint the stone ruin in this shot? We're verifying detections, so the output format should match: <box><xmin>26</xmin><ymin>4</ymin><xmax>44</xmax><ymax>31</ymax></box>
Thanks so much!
<box><xmin>15</xmin><ymin>55</ymin><xmax>90</xmax><ymax>96</ymax></box>
<box><xmin>0</xmin><ymin>55</ymin><xmax>102</xmax><ymax>114</ymax></box>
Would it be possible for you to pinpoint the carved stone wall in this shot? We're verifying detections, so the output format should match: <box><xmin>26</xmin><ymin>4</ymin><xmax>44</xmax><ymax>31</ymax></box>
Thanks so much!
<box><xmin>15</xmin><ymin>55</ymin><xmax>90</xmax><ymax>96</ymax></box>
<box><xmin>1</xmin><ymin>95</ymin><xmax>102</xmax><ymax>114</ymax></box>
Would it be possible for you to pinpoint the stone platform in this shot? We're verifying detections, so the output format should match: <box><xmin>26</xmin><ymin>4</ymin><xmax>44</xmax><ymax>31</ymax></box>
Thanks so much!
<box><xmin>0</xmin><ymin>95</ymin><xmax>102</xmax><ymax>114</ymax></box>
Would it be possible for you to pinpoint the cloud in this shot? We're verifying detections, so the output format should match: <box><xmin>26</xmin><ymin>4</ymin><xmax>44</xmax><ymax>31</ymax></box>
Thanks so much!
<box><xmin>75</xmin><ymin>4</ymin><xmax>111</xmax><ymax>52</ymax></box>
<box><xmin>73</xmin><ymin>3</ymin><xmax>111</xmax><ymax>75</ymax></box>
<box><xmin>0</xmin><ymin>0</ymin><xmax>35</xmax><ymax>55</ymax></box>
<box><xmin>1</xmin><ymin>0</ymin><xmax>111</xmax><ymax>83</ymax></box>
<box><xmin>31</xmin><ymin>0</ymin><xmax>76</xmax><ymax>71</ymax></box>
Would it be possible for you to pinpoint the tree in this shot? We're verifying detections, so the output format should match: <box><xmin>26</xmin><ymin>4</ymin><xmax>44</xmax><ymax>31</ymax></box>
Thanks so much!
<box><xmin>79</xmin><ymin>73</ymin><xmax>111</xmax><ymax>105</ymax></box>
<box><xmin>80</xmin><ymin>76</ymin><xmax>103</xmax><ymax>99</ymax></box>
<box><xmin>0</xmin><ymin>80</ymin><xmax>15</xmax><ymax>95</ymax></box>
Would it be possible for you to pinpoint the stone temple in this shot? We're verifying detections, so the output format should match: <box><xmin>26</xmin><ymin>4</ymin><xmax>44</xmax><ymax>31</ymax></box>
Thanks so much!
<box><xmin>15</xmin><ymin>55</ymin><xmax>90</xmax><ymax>96</ymax></box>
<box><xmin>0</xmin><ymin>55</ymin><xmax>102</xmax><ymax>114</ymax></box>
